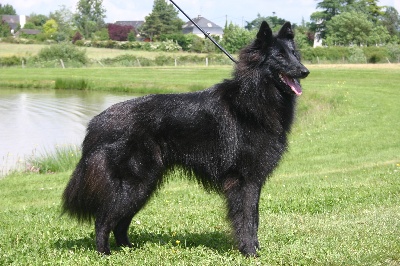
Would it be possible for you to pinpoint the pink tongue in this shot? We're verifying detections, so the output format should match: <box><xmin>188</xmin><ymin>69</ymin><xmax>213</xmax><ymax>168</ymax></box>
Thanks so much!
<box><xmin>283</xmin><ymin>75</ymin><xmax>302</xmax><ymax>95</ymax></box>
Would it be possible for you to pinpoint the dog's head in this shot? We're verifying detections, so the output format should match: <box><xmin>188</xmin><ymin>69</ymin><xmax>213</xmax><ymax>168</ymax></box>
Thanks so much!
<box><xmin>238</xmin><ymin>21</ymin><xmax>309</xmax><ymax>96</ymax></box>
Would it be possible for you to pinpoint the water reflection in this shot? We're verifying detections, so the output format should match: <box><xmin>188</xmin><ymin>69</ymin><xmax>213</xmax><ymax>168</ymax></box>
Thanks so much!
<box><xmin>0</xmin><ymin>88</ymin><xmax>136</xmax><ymax>175</ymax></box>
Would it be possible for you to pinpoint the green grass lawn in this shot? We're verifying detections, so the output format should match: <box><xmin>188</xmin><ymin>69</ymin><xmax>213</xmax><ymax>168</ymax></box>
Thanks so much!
<box><xmin>0</xmin><ymin>65</ymin><xmax>399</xmax><ymax>265</ymax></box>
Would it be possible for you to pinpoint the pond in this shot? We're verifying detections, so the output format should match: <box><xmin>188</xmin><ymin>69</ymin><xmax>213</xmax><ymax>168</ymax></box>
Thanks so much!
<box><xmin>0</xmin><ymin>88</ymin><xmax>137</xmax><ymax>176</ymax></box>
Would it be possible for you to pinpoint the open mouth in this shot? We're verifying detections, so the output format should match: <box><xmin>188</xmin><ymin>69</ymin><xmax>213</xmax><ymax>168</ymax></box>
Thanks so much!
<box><xmin>278</xmin><ymin>73</ymin><xmax>302</xmax><ymax>96</ymax></box>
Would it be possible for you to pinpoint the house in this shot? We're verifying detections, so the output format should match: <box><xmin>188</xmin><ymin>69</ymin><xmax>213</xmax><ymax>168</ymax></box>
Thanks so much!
<box><xmin>15</xmin><ymin>29</ymin><xmax>41</xmax><ymax>37</ymax></box>
<box><xmin>182</xmin><ymin>15</ymin><xmax>223</xmax><ymax>37</ymax></box>
<box><xmin>2</xmin><ymin>15</ymin><xmax>27</xmax><ymax>33</ymax></box>
<box><xmin>115</xmin><ymin>21</ymin><xmax>144</xmax><ymax>37</ymax></box>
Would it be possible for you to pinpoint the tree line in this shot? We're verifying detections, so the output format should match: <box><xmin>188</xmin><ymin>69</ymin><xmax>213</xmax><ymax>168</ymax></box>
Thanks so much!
<box><xmin>1</xmin><ymin>0</ymin><xmax>399</xmax><ymax>53</ymax></box>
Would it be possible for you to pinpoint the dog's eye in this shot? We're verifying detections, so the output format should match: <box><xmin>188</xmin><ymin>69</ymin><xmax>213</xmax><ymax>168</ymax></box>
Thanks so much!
<box><xmin>278</xmin><ymin>52</ymin><xmax>285</xmax><ymax>58</ymax></box>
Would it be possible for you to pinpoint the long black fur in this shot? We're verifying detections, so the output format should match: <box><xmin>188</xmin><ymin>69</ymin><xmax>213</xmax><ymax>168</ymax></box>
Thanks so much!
<box><xmin>62</xmin><ymin>21</ymin><xmax>309</xmax><ymax>256</ymax></box>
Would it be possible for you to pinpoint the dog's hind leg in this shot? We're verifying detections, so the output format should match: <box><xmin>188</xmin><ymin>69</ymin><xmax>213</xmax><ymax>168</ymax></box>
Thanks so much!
<box><xmin>95</xmin><ymin>142</ymin><xmax>165</xmax><ymax>254</ymax></box>
<box><xmin>95</xmin><ymin>175</ymin><xmax>162</xmax><ymax>255</ymax></box>
<box><xmin>113</xmin><ymin>214</ymin><xmax>134</xmax><ymax>248</ymax></box>
<box><xmin>224</xmin><ymin>178</ymin><xmax>262</xmax><ymax>256</ymax></box>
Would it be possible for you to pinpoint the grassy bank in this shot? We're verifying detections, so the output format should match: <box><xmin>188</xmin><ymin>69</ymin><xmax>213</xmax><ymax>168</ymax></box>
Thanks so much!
<box><xmin>0</xmin><ymin>66</ymin><xmax>232</xmax><ymax>94</ymax></box>
<box><xmin>0</xmin><ymin>66</ymin><xmax>399</xmax><ymax>265</ymax></box>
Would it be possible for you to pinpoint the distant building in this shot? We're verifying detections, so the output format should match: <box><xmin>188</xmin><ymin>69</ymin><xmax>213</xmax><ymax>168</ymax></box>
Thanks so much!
<box><xmin>2</xmin><ymin>15</ymin><xmax>27</xmax><ymax>32</ymax></box>
<box><xmin>313</xmin><ymin>32</ymin><xmax>323</xmax><ymax>48</ymax></box>
<box><xmin>115</xmin><ymin>21</ymin><xmax>144</xmax><ymax>37</ymax></box>
<box><xmin>182</xmin><ymin>15</ymin><xmax>223</xmax><ymax>37</ymax></box>
<box><xmin>15</xmin><ymin>29</ymin><xmax>41</xmax><ymax>37</ymax></box>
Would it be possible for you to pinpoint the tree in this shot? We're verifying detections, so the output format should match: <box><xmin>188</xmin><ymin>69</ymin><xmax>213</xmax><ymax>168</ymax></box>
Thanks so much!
<box><xmin>43</xmin><ymin>19</ymin><xmax>59</xmax><ymax>38</ymax></box>
<box><xmin>50</xmin><ymin>5</ymin><xmax>75</xmax><ymax>41</ymax></box>
<box><xmin>222</xmin><ymin>22</ymin><xmax>255</xmax><ymax>53</ymax></box>
<box><xmin>245</xmin><ymin>13</ymin><xmax>285</xmax><ymax>31</ymax></box>
<box><xmin>245</xmin><ymin>14</ymin><xmax>268</xmax><ymax>31</ymax></box>
<box><xmin>310</xmin><ymin>0</ymin><xmax>352</xmax><ymax>39</ymax></box>
<box><xmin>325</xmin><ymin>12</ymin><xmax>371</xmax><ymax>45</ymax></box>
<box><xmin>0</xmin><ymin>19</ymin><xmax>11</xmax><ymax>37</ymax></box>
<box><xmin>141</xmin><ymin>0</ymin><xmax>184</xmax><ymax>41</ymax></box>
<box><xmin>0</xmin><ymin>3</ymin><xmax>16</xmax><ymax>15</ymax></box>
<box><xmin>380</xmin><ymin>6</ymin><xmax>400</xmax><ymax>38</ymax></box>
<box><xmin>72</xmin><ymin>31</ymin><xmax>83</xmax><ymax>44</ymax></box>
<box><xmin>27</xmin><ymin>13</ymin><xmax>48</xmax><ymax>28</ymax></box>
<box><xmin>368</xmin><ymin>25</ymin><xmax>390</xmax><ymax>45</ymax></box>
<box><xmin>295</xmin><ymin>19</ymin><xmax>314</xmax><ymax>48</ymax></box>
<box><xmin>343</xmin><ymin>0</ymin><xmax>383</xmax><ymax>23</ymax></box>
<box><xmin>108</xmin><ymin>23</ymin><xmax>133</xmax><ymax>41</ymax></box>
<box><xmin>310</xmin><ymin>0</ymin><xmax>386</xmax><ymax>40</ymax></box>
<box><xmin>74</xmin><ymin>0</ymin><xmax>106</xmax><ymax>38</ymax></box>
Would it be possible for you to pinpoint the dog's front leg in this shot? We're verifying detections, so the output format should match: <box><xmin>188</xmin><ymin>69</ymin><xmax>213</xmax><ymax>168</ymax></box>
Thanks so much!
<box><xmin>224</xmin><ymin>178</ymin><xmax>262</xmax><ymax>256</ymax></box>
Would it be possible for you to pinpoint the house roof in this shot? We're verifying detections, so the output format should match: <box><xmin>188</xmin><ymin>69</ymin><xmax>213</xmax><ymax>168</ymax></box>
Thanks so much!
<box><xmin>1</xmin><ymin>15</ymin><xmax>21</xmax><ymax>30</ymax></box>
<box><xmin>115</xmin><ymin>21</ymin><xmax>144</xmax><ymax>34</ymax></box>
<box><xmin>16</xmin><ymin>29</ymin><xmax>41</xmax><ymax>36</ymax></box>
<box><xmin>182</xmin><ymin>16</ymin><xmax>223</xmax><ymax>36</ymax></box>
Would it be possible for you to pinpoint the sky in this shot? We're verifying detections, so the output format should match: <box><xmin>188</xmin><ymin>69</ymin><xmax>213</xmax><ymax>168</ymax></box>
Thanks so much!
<box><xmin>9</xmin><ymin>0</ymin><xmax>400</xmax><ymax>27</ymax></box>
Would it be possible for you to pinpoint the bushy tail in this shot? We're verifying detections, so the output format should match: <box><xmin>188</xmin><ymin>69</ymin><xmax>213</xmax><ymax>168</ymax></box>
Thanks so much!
<box><xmin>62</xmin><ymin>151</ymin><xmax>110</xmax><ymax>222</ymax></box>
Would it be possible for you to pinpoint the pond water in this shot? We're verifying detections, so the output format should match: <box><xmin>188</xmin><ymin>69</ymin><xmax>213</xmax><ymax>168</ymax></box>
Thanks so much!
<box><xmin>0</xmin><ymin>88</ymin><xmax>137</xmax><ymax>176</ymax></box>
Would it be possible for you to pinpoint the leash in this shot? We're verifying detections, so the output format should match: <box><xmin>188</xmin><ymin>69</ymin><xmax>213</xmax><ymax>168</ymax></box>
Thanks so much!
<box><xmin>169</xmin><ymin>0</ymin><xmax>238</xmax><ymax>64</ymax></box>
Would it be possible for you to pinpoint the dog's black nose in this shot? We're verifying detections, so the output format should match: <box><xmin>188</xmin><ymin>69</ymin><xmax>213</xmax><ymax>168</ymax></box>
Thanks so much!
<box><xmin>301</xmin><ymin>69</ymin><xmax>310</xmax><ymax>78</ymax></box>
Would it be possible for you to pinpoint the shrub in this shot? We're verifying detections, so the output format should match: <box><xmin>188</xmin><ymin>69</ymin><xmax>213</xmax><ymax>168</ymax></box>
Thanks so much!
<box><xmin>0</xmin><ymin>56</ymin><xmax>23</xmax><ymax>66</ymax></box>
<box><xmin>386</xmin><ymin>44</ymin><xmax>400</xmax><ymax>62</ymax></box>
<box><xmin>74</xmin><ymin>40</ymin><xmax>84</xmax><ymax>46</ymax></box>
<box><xmin>159</xmin><ymin>40</ymin><xmax>181</xmax><ymax>52</ymax></box>
<box><xmin>160</xmin><ymin>33</ymin><xmax>196</xmax><ymax>51</ymax></box>
<box><xmin>300</xmin><ymin>47</ymin><xmax>349</xmax><ymax>63</ymax></box>
<box><xmin>363</xmin><ymin>47</ymin><xmax>388</xmax><ymax>63</ymax></box>
<box><xmin>155</xmin><ymin>55</ymin><xmax>174</xmax><ymax>66</ymax></box>
<box><xmin>36</xmin><ymin>43</ymin><xmax>88</xmax><ymax>64</ymax></box>
<box><xmin>72</xmin><ymin>31</ymin><xmax>83</xmax><ymax>44</ymax></box>
<box><xmin>348</xmin><ymin>47</ymin><xmax>366</xmax><ymax>63</ymax></box>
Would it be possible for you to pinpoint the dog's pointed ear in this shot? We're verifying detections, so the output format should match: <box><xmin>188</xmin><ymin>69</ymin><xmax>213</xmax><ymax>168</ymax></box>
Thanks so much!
<box><xmin>278</xmin><ymin>22</ymin><xmax>294</xmax><ymax>39</ymax></box>
<box><xmin>256</xmin><ymin>21</ymin><xmax>273</xmax><ymax>47</ymax></box>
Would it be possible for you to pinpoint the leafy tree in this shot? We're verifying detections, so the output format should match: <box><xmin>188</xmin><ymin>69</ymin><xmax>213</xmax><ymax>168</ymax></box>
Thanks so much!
<box><xmin>245</xmin><ymin>14</ymin><xmax>268</xmax><ymax>30</ymax></box>
<box><xmin>325</xmin><ymin>12</ymin><xmax>371</xmax><ymax>45</ymax></box>
<box><xmin>311</xmin><ymin>0</ymin><xmax>386</xmax><ymax>40</ymax></box>
<box><xmin>141</xmin><ymin>0</ymin><xmax>184</xmax><ymax>41</ymax></box>
<box><xmin>310</xmin><ymin>0</ymin><xmax>352</xmax><ymax>39</ymax></box>
<box><xmin>380</xmin><ymin>6</ymin><xmax>400</xmax><ymax>38</ymax></box>
<box><xmin>222</xmin><ymin>22</ymin><xmax>255</xmax><ymax>53</ymax></box>
<box><xmin>245</xmin><ymin>13</ymin><xmax>285</xmax><ymax>31</ymax></box>
<box><xmin>23</xmin><ymin>22</ymin><xmax>36</xmax><ymax>29</ymax></box>
<box><xmin>27</xmin><ymin>13</ymin><xmax>48</xmax><ymax>28</ymax></box>
<box><xmin>295</xmin><ymin>19</ymin><xmax>314</xmax><ymax>48</ymax></box>
<box><xmin>43</xmin><ymin>19</ymin><xmax>59</xmax><ymax>38</ymax></box>
<box><xmin>108</xmin><ymin>24</ymin><xmax>134</xmax><ymax>41</ymax></box>
<box><xmin>0</xmin><ymin>3</ymin><xmax>16</xmax><ymax>15</ymax></box>
<box><xmin>92</xmin><ymin>28</ymin><xmax>109</xmax><ymax>40</ymax></box>
<box><xmin>0</xmin><ymin>19</ymin><xmax>11</xmax><ymax>37</ymax></box>
<box><xmin>74</xmin><ymin>0</ymin><xmax>106</xmax><ymax>38</ymax></box>
<box><xmin>368</xmin><ymin>25</ymin><xmax>390</xmax><ymax>45</ymax></box>
<box><xmin>343</xmin><ymin>0</ymin><xmax>383</xmax><ymax>23</ymax></box>
<box><xmin>50</xmin><ymin>5</ymin><xmax>75</xmax><ymax>40</ymax></box>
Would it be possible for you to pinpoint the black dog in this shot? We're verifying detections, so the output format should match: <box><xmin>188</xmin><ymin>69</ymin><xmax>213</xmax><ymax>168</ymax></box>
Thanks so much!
<box><xmin>62</xmin><ymin>21</ymin><xmax>309</xmax><ymax>256</ymax></box>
